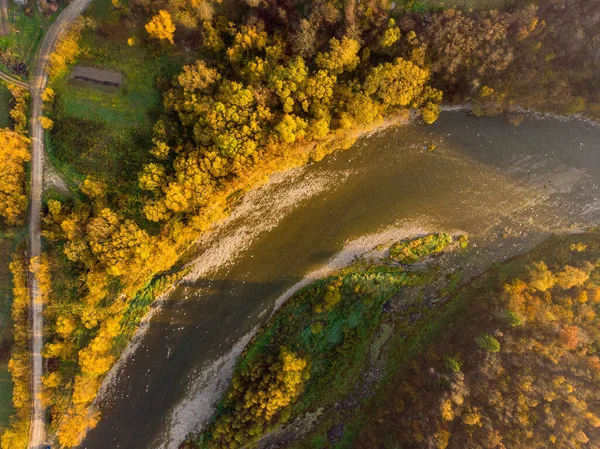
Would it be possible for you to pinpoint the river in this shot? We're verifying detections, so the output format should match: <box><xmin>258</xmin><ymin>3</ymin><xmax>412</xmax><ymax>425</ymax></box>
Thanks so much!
<box><xmin>81</xmin><ymin>110</ymin><xmax>600</xmax><ymax>449</ymax></box>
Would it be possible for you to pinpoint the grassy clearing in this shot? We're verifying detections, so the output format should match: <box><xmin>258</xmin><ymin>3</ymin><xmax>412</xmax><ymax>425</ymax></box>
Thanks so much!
<box><xmin>47</xmin><ymin>0</ymin><xmax>185</xmax><ymax>206</ymax></box>
<box><xmin>0</xmin><ymin>234</ymin><xmax>22</xmax><ymax>432</ymax></box>
<box><xmin>0</xmin><ymin>83</ymin><xmax>9</xmax><ymax>128</ymax></box>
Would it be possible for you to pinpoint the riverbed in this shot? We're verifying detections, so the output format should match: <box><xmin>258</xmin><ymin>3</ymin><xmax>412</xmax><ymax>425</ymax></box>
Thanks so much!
<box><xmin>81</xmin><ymin>110</ymin><xmax>600</xmax><ymax>449</ymax></box>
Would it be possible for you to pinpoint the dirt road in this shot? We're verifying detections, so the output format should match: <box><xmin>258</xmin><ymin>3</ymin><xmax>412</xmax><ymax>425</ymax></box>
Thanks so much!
<box><xmin>28</xmin><ymin>0</ymin><xmax>95</xmax><ymax>447</ymax></box>
<box><xmin>0</xmin><ymin>70</ymin><xmax>27</xmax><ymax>88</ymax></box>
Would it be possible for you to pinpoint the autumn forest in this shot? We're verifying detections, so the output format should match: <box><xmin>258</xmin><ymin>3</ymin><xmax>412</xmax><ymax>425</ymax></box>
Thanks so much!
<box><xmin>0</xmin><ymin>0</ymin><xmax>598</xmax><ymax>447</ymax></box>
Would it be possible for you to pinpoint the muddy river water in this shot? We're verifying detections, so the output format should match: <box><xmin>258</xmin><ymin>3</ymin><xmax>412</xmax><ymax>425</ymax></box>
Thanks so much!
<box><xmin>81</xmin><ymin>110</ymin><xmax>600</xmax><ymax>449</ymax></box>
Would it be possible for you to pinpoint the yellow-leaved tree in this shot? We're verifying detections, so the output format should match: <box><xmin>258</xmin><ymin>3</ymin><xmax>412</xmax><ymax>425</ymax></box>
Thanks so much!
<box><xmin>145</xmin><ymin>10</ymin><xmax>176</xmax><ymax>44</ymax></box>
<box><xmin>210</xmin><ymin>348</ymin><xmax>309</xmax><ymax>447</ymax></box>
<box><xmin>48</xmin><ymin>19</ymin><xmax>83</xmax><ymax>78</ymax></box>
<box><xmin>0</xmin><ymin>130</ymin><xmax>31</xmax><ymax>226</ymax></box>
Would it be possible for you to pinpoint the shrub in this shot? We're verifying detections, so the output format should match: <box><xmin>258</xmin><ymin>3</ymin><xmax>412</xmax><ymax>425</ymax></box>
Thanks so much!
<box><xmin>475</xmin><ymin>333</ymin><xmax>501</xmax><ymax>353</ymax></box>
<box><xmin>389</xmin><ymin>233</ymin><xmax>453</xmax><ymax>264</ymax></box>
<box><xmin>444</xmin><ymin>355</ymin><xmax>461</xmax><ymax>373</ymax></box>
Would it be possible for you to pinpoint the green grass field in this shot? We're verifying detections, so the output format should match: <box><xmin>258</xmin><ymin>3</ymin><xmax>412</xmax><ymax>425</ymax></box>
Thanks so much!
<box><xmin>0</xmin><ymin>84</ymin><xmax>10</xmax><ymax>128</ymax></box>
<box><xmin>48</xmin><ymin>0</ymin><xmax>185</xmax><ymax>205</ymax></box>
<box><xmin>0</xmin><ymin>236</ymin><xmax>18</xmax><ymax>432</ymax></box>
<box><xmin>0</xmin><ymin>366</ymin><xmax>13</xmax><ymax>432</ymax></box>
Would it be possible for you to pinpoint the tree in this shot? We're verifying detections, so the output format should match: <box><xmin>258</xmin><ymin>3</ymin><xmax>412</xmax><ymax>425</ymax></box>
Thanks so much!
<box><xmin>41</xmin><ymin>87</ymin><xmax>55</xmax><ymax>103</ymax></box>
<box><xmin>81</xmin><ymin>176</ymin><xmax>107</xmax><ymax>199</ymax></box>
<box><xmin>40</xmin><ymin>116</ymin><xmax>53</xmax><ymax>130</ymax></box>
<box><xmin>475</xmin><ymin>333</ymin><xmax>501</xmax><ymax>353</ymax></box>
<box><xmin>379</xmin><ymin>19</ymin><xmax>401</xmax><ymax>48</ymax></box>
<box><xmin>0</xmin><ymin>131</ymin><xmax>30</xmax><ymax>226</ymax></box>
<box><xmin>85</xmin><ymin>208</ymin><xmax>154</xmax><ymax>276</ymax></box>
<box><xmin>276</xmin><ymin>114</ymin><xmax>307</xmax><ymax>144</ymax></box>
<box><xmin>177</xmin><ymin>60</ymin><xmax>220</xmax><ymax>93</ymax></box>
<box><xmin>556</xmin><ymin>265</ymin><xmax>589</xmax><ymax>289</ymax></box>
<box><xmin>291</xmin><ymin>19</ymin><xmax>317</xmax><ymax>58</ymax></box>
<box><xmin>48</xmin><ymin>19</ymin><xmax>83</xmax><ymax>77</ymax></box>
<box><xmin>7</xmin><ymin>86</ymin><xmax>29</xmax><ymax>135</ymax></box>
<box><xmin>145</xmin><ymin>10</ymin><xmax>176</xmax><ymax>45</ymax></box>
<box><xmin>138</xmin><ymin>163</ymin><xmax>167</xmax><ymax>191</ymax></box>
<box><xmin>210</xmin><ymin>348</ymin><xmax>309</xmax><ymax>447</ymax></box>
<box><xmin>226</xmin><ymin>25</ymin><xmax>268</xmax><ymax>63</ymax></box>
<box><xmin>268</xmin><ymin>57</ymin><xmax>308</xmax><ymax>113</ymax></box>
<box><xmin>363</xmin><ymin>58</ymin><xmax>431</xmax><ymax>109</ymax></box>
<box><xmin>527</xmin><ymin>261</ymin><xmax>557</xmax><ymax>292</ymax></box>
<box><xmin>316</xmin><ymin>36</ymin><xmax>361</xmax><ymax>75</ymax></box>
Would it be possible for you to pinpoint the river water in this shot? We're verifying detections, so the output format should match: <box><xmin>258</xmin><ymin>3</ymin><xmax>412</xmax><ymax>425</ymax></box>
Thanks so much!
<box><xmin>81</xmin><ymin>110</ymin><xmax>600</xmax><ymax>449</ymax></box>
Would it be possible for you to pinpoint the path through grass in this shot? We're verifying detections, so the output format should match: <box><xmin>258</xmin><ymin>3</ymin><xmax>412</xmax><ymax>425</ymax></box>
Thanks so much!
<box><xmin>0</xmin><ymin>83</ymin><xmax>9</xmax><ymax>128</ymax></box>
<box><xmin>0</xmin><ymin>235</ymin><xmax>21</xmax><ymax>432</ymax></box>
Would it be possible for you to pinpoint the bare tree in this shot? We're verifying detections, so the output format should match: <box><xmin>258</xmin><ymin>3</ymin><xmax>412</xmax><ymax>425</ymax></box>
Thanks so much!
<box><xmin>290</xmin><ymin>19</ymin><xmax>317</xmax><ymax>57</ymax></box>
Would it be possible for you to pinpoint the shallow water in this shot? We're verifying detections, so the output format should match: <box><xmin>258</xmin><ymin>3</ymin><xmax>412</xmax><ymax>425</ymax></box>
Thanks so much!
<box><xmin>82</xmin><ymin>111</ymin><xmax>600</xmax><ymax>449</ymax></box>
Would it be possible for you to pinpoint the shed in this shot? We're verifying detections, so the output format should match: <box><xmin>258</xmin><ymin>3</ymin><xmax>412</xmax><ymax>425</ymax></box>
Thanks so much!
<box><xmin>71</xmin><ymin>66</ymin><xmax>124</xmax><ymax>87</ymax></box>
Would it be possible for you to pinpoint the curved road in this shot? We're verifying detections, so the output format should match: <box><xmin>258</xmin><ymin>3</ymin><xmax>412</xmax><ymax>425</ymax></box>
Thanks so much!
<box><xmin>27</xmin><ymin>0</ymin><xmax>95</xmax><ymax>447</ymax></box>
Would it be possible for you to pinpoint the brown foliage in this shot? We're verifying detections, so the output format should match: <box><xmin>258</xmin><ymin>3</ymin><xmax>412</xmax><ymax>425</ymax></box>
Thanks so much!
<box><xmin>354</xmin><ymin>239</ymin><xmax>600</xmax><ymax>449</ymax></box>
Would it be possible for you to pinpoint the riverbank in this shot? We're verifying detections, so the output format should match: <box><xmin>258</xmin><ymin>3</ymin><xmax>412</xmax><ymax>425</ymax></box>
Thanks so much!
<box><xmin>183</xmin><ymin>233</ymin><xmax>460</xmax><ymax>448</ymax></box>
<box><xmin>81</xmin><ymin>109</ymin><xmax>600</xmax><ymax>449</ymax></box>
<box><xmin>93</xmin><ymin>111</ymin><xmax>414</xmax><ymax>407</ymax></box>
<box><xmin>440</xmin><ymin>103</ymin><xmax>600</xmax><ymax>129</ymax></box>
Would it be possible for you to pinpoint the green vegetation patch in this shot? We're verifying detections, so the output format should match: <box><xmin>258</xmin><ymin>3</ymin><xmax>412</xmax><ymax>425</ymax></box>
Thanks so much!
<box><xmin>295</xmin><ymin>231</ymin><xmax>600</xmax><ymax>449</ymax></box>
<box><xmin>0</xmin><ymin>366</ymin><xmax>13</xmax><ymax>433</ymax></box>
<box><xmin>389</xmin><ymin>232</ymin><xmax>453</xmax><ymax>264</ymax></box>
<box><xmin>0</xmin><ymin>84</ymin><xmax>10</xmax><ymax>128</ymax></box>
<box><xmin>0</xmin><ymin>237</ymin><xmax>16</xmax><ymax>341</ymax></box>
<box><xmin>47</xmin><ymin>11</ymin><xmax>182</xmax><ymax>200</ymax></box>
<box><xmin>0</xmin><ymin>236</ymin><xmax>20</xmax><ymax>431</ymax></box>
<box><xmin>0</xmin><ymin>0</ymin><xmax>60</xmax><ymax>76</ymax></box>
<box><xmin>190</xmin><ymin>235</ymin><xmax>452</xmax><ymax>448</ymax></box>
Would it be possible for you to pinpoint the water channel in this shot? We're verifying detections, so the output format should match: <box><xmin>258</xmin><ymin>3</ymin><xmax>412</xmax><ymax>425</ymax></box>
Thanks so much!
<box><xmin>82</xmin><ymin>110</ymin><xmax>600</xmax><ymax>449</ymax></box>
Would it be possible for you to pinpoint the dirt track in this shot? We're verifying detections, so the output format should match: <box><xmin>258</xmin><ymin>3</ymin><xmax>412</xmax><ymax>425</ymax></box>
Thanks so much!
<box><xmin>27</xmin><ymin>0</ymin><xmax>95</xmax><ymax>446</ymax></box>
<box><xmin>0</xmin><ymin>69</ymin><xmax>27</xmax><ymax>88</ymax></box>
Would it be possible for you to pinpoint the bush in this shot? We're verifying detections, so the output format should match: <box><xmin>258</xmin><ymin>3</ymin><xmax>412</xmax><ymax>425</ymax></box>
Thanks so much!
<box><xmin>475</xmin><ymin>333</ymin><xmax>501</xmax><ymax>353</ymax></box>
<box><xmin>389</xmin><ymin>233</ymin><xmax>453</xmax><ymax>264</ymax></box>
<box><xmin>444</xmin><ymin>355</ymin><xmax>461</xmax><ymax>373</ymax></box>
